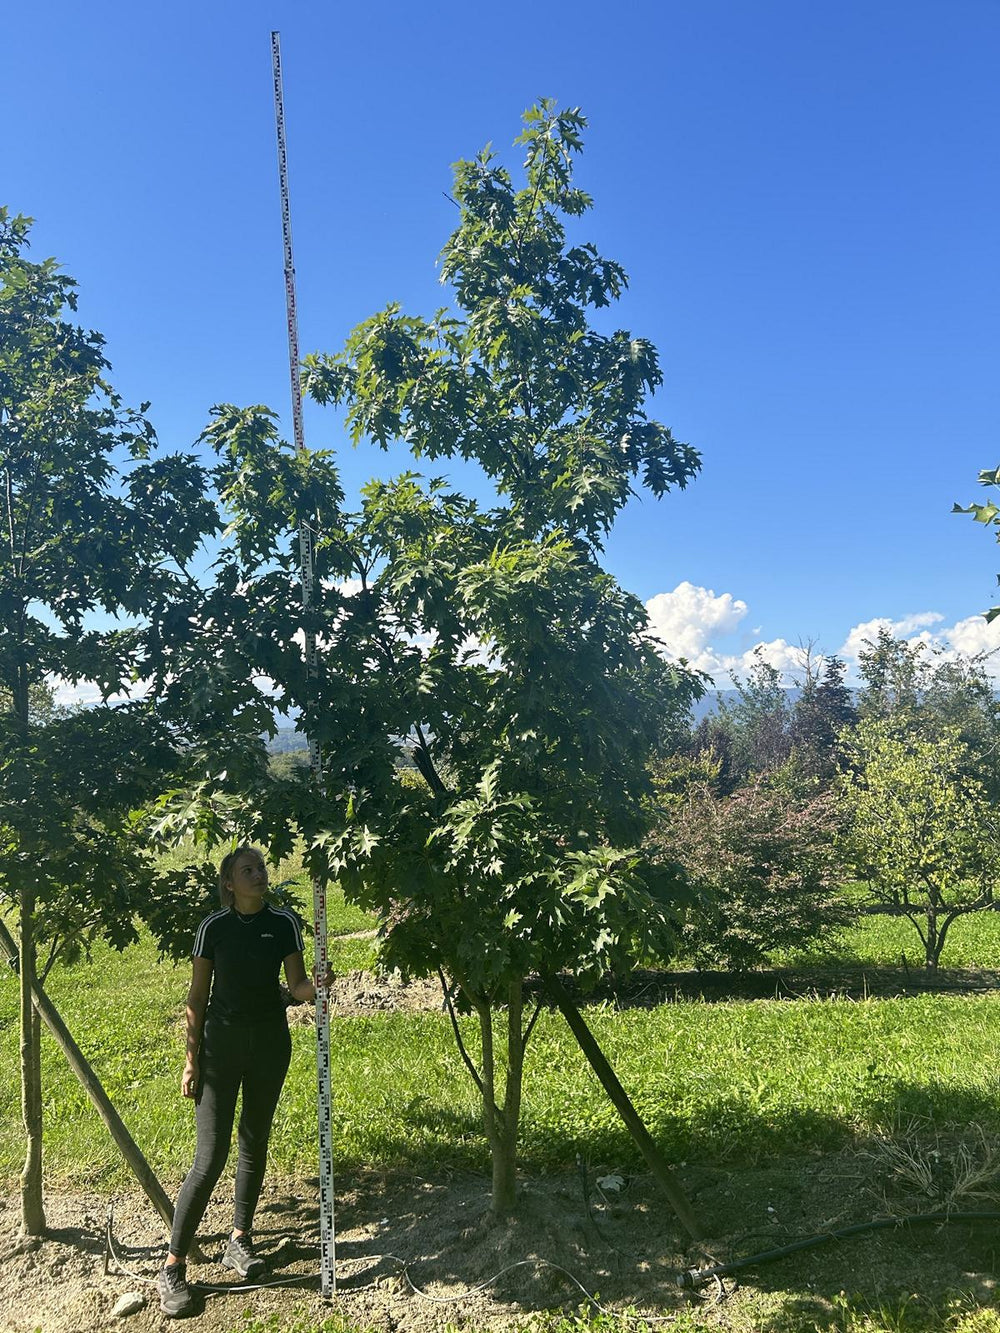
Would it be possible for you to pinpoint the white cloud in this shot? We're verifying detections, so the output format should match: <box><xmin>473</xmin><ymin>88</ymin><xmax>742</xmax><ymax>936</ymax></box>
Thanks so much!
<box><xmin>732</xmin><ymin>638</ymin><xmax>809</xmax><ymax>676</ymax></box>
<box><xmin>645</xmin><ymin>582</ymin><xmax>748</xmax><ymax>669</ymax></box>
<box><xmin>838</xmin><ymin>610</ymin><xmax>1000</xmax><ymax>677</ymax></box>
<box><xmin>50</xmin><ymin>676</ymin><xmax>107</xmax><ymax>709</ymax></box>
<box><xmin>838</xmin><ymin>612</ymin><xmax>945</xmax><ymax>665</ymax></box>
<box><xmin>642</xmin><ymin>584</ymin><xmax>1000</xmax><ymax>689</ymax></box>
<box><xmin>48</xmin><ymin>675</ymin><xmax>151</xmax><ymax>709</ymax></box>
<box><xmin>644</xmin><ymin>583</ymin><xmax>813</xmax><ymax>683</ymax></box>
<box><xmin>947</xmin><ymin>614</ymin><xmax>1000</xmax><ymax>658</ymax></box>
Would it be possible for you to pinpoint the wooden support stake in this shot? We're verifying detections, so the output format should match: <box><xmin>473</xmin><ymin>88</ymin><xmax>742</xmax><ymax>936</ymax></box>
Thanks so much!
<box><xmin>545</xmin><ymin>972</ymin><xmax>703</xmax><ymax>1241</ymax></box>
<box><xmin>0</xmin><ymin>918</ymin><xmax>207</xmax><ymax>1264</ymax></box>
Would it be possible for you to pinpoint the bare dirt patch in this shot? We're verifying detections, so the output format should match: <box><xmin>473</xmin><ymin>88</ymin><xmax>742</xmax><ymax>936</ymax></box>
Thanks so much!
<box><xmin>3</xmin><ymin>1151</ymin><xmax>1000</xmax><ymax>1333</ymax></box>
<box><xmin>297</xmin><ymin>970</ymin><xmax>445</xmax><ymax>1021</ymax></box>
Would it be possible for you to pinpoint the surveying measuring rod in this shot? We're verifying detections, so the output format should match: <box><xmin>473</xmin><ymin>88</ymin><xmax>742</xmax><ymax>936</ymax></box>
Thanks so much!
<box><xmin>270</xmin><ymin>30</ymin><xmax>337</xmax><ymax>1299</ymax></box>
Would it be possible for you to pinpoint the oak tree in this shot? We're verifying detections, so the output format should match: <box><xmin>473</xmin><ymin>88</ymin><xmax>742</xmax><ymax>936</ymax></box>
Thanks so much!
<box><xmin>165</xmin><ymin>104</ymin><xmax>703</xmax><ymax>1215</ymax></box>
<box><xmin>0</xmin><ymin>210</ymin><xmax>217</xmax><ymax>1233</ymax></box>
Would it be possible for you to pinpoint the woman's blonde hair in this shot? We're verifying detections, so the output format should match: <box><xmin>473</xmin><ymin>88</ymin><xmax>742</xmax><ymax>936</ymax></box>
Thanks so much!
<box><xmin>218</xmin><ymin>846</ymin><xmax>266</xmax><ymax>909</ymax></box>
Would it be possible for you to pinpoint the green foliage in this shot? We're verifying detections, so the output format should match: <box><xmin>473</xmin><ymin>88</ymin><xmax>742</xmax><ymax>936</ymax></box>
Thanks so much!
<box><xmin>298</xmin><ymin>104</ymin><xmax>703</xmax><ymax>998</ymax></box>
<box><xmin>790</xmin><ymin>652</ymin><xmax>857</xmax><ymax>783</ymax></box>
<box><xmin>954</xmin><ymin>467</ymin><xmax>1000</xmax><ymax>623</ymax></box>
<box><xmin>838</xmin><ymin>719</ymin><xmax>1000</xmax><ymax>969</ymax></box>
<box><xmin>156</xmin><ymin>103</ymin><xmax>708</xmax><ymax>1002</ymax></box>
<box><xmin>156</xmin><ymin>105</ymin><xmax>704</xmax><ymax>1211</ymax></box>
<box><xmin>690</xmin><ymin>649</ymin><xmax>857</xmax><ymax>793</ymax></box>
<box><xmin>269</xmin><ymin>748</ymin><xmax>310</xmax><ymax>780</ymax></box>
<box><xmin>0</xmin><ymin>678</ymin><xmax>59</xmax><ymax>724</ymax></box>
<box><xmin>777</xmin><ymin>900</ymin><xmax>1000</xmax><ymax>970</ymax></box>
<box><xmin>854</xmin><ymin>631</ymin><xmax>1000</xmax><ymax>796</ymax></box>
<box><xmin>719</xmin><ymin>651</ymin><xmax>794</xmax><ymax>783</ymax></box>
<box><xmin>0</xmin><ymin>207</ymin><xmax>220</xmax><ymax>1227</ymax></box>
<box><xmin>306</xmin><ymin>100</ymin><xmax>699</xmax><ymax>546</ymax></box>
<box><xmin>658</xmin><ymin>773</ymin><xmax>854</xmax><ymax>969</ymax></box>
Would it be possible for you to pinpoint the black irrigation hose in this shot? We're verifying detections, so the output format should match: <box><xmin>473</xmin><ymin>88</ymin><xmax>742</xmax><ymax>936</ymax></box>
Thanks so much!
<box><xmin>676</xmin><ymin>1210</ymin><xmax>1000</xmax><ymax>1289</ymax></box>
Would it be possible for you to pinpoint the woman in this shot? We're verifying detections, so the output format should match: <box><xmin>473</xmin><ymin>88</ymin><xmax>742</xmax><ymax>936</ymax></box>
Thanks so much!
<box><xmin>158</xmin><ymin>846</ymin><xmax>328</xmax><ymax>1318</ymax></box>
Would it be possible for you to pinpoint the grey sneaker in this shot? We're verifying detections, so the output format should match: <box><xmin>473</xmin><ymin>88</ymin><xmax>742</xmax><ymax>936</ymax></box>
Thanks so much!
<box><xmin>222</xmin><ymin>1232</ymin><xmax>266</xmax><ymax>1280</ymax></box>
<box><xmin>158</xmin><ymin>1262</ymin><xmax>194</xmax><ymax>1317</ymax></box>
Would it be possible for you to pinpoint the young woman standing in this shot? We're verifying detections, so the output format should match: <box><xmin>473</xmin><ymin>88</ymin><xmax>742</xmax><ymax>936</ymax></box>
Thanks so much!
<box><xmin>158</xmin><ymin>846</ymin><xmax>328</xmax><ymax>1318</ymax></box>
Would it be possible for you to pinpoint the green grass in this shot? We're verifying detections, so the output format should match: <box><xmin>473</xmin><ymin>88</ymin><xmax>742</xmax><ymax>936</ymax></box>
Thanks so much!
<box><xmin>776</xmin><ymin>909</ymin><xmax>1000</xmax><ymax>971</ymax></box>
<box><xmin>5</xmin><ymin>920</ymin><xmax>1000</xmax><ymax>1188</ymax></box>
<box><xmin>226</xmin><ymin>1296</ymin><xmax>1000</xmax><ymax>1333</ymax></box>
<box><xmin>517</xmin><ymin>1302</ymin><xmax>1000</xmax><ymax>1333</ymax></box>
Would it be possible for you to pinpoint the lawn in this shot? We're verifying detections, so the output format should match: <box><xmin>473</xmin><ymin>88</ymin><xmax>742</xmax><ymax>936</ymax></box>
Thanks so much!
<box><xmin>4</xmin><ymin>923</ymin><xmax>1000</xmax><ymax>1187</ymax></box>
<box><xmin>778</xmin><ymin>906</ymin><xmax>1000</xmax><ymax>971</ymax></box>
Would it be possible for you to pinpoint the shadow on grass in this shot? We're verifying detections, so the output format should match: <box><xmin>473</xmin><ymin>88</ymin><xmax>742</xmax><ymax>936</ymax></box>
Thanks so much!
<box><xmin>538</xmin><ymin>963</ymin><xmax>1000</xmax><ymax>1009</ymax></box>
<box><xmin>12</xmin><ymin>1091</ymin><xmax>1000</xmax><ymax>1330</ymax></box>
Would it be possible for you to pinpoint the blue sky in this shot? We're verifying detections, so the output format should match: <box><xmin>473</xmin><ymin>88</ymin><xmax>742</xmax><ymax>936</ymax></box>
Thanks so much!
<box><xmin>6</xmin><ymin>0</ymin><xmax>1000</xmax><ymax>691</ymax></box>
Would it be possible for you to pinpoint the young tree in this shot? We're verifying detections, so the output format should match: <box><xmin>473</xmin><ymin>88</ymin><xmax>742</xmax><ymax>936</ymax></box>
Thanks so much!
<box><xmin>691</xmin><ymin>650</ymin><xmax>794</xmax><ymax>793</ymax></box>
<box><xmin>854</xmin><ymin>630</ymin><xmax>1000</xmax><ymax>798</ymax></box>
<box><xmin>838</xmin><ymin>719</ymin><xmax>1000</xmax><ymax>971</ymax></box>
<box><xmin>790</xmin><ymin>653</ymin><xmax>856</xmax><ymax>784</ymax></box>
<box><xmin>163</xmin><ymin>104</ymin><xmax>704</xmax><ymax>1216</ymax></box>
<box><xmin>0</xmin><ymin>209</ymin><xmax>217</xmax><ymax>1233</ymax></box>
<box><xmin>855</xmin><ymin>629</ymin><xmax>931</xmax><ymax>724</ymax></box>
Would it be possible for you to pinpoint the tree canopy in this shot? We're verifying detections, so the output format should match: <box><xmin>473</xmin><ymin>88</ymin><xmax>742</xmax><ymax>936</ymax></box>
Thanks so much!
<box><xmin>159</xmin><ymin>103</ymin><xmax>704</xmax><ymax>1213</ymax></box>
<box><xmin>0</xmin><ymin>207</ymin><xmax>218</xmax><ymax>1232</ymax></box>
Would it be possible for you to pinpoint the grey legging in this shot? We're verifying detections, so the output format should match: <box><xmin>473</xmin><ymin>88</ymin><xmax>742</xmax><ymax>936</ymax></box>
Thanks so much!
<box><xmin>170</xmin><ymin>1016</ymin><xmax>292</xmax><ymax>1259</ymax></box>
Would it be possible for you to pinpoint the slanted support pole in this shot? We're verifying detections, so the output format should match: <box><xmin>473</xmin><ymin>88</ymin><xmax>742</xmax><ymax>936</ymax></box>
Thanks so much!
<box><xmin>0</xmin><ymin>917</ymin><xmax>207</xmax><ymax>1264</ymax></box>
<box><xmin>545</xmin><ymin>972</ymin><xmax>703</xmax><ymax>1241</ymax></box>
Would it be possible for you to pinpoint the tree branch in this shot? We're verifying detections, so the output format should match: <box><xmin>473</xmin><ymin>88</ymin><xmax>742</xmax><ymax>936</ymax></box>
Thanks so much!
<box><xmin>4</xmin><ymin>465</ymin><xmax>16</xmax><ymax>570</ymax></box>
<box><xmin>521</xmin><ymin>997</ymin><xmax>544</xmax><ymax>1050</ymax></box>
<box><xmin>355</xmin><ymin>562</ymin><xmax>451</xmax><ymax>799</ymax></box>
<box><xmin>413</xmin><ymin>723</ymin><xmax>448</xmax><ymax>797</ymax></box>
<box><xmin>438</xmin><ymin>966</ymin><xmax>486</xmax><ymax>1099</ymax></box>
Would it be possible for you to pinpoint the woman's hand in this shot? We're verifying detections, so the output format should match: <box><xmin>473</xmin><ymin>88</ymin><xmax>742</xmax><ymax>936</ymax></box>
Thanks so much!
<box><xmin>284</xmin><ymin>951</ymin><xmax>335</xmax><ymax>1003</ymax></box>
<box><xmin>181</xmin><ymin>1057</ymin><xmax>199</xmax><ymax>1099</ymax></box>
<box><xmin>312</xmin><ymin>966</ymin><xmax>336</xmax><ymax>994</ymax></box>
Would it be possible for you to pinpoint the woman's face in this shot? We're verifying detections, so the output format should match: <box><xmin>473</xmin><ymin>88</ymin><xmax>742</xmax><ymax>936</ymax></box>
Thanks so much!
<box><xmin>228</xmin><ymin>852</ymin><xmax>268</xmax><ymax>900</ymax></box>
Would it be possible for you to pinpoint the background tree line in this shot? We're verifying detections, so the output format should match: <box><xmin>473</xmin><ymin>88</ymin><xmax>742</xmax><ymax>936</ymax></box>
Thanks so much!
<box><xmin>652</xmin><ymin>629</ymin><xmax>1000</xmax><ymax>973</ymax></box>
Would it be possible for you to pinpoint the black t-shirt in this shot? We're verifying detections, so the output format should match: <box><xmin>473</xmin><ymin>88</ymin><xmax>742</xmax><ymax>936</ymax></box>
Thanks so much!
<box><xmin>192</xmin><ymin>904</ymin><xmax>305</xmax><ymax>1025</ymax></box>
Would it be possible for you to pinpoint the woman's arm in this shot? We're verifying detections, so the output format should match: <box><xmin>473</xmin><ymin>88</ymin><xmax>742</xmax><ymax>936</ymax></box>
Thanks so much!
<box><xmin>283</xmin><ymin>951</ymin><xmax>334</xmax><ymax>1004</ymax></box>
<box><xmin>181</xmin><ymin>956</ymin><xmax>212</xmax><ymax>1098</ymax></box>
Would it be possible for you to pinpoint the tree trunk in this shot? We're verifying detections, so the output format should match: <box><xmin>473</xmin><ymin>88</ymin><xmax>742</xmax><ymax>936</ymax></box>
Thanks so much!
<box><xmin>925</xmin><ymin>907</ymin><xmax>938</xmax><ymax>972</ymax></box>
<box><xmin>466</xmin><ymin>984</ymin><xmax>526</xmax><ymax>1218</ymax></box>
<box><xmin>473</xmin><ymin>996</ymin><xmax>513</xmax><ymax>1216</ymax></box>
<box><xmin>0</xmin><ymin>917</ymin><xmax>207</xmax><ymax>1261</ymax></box>
<box><xmin>490</xmin><ymin>1125</ymin><xmax>517</xmax><ymax>1216</ymax></box>
<box><xmin>19</xmin><ymin>883</ymin><xmax>45</xmax><ymax>1236</ymax></box>
<box><xmin>492</xmin><ymin>979</ymin><xmax>526</xmax><ymax>1217</ymax></box>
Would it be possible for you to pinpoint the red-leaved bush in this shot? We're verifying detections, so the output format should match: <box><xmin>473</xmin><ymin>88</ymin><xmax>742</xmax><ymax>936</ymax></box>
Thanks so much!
<box><xmin>662</xmin><ymin>778</ymin><xmax>854</xmax><ymax>969</ymax></box>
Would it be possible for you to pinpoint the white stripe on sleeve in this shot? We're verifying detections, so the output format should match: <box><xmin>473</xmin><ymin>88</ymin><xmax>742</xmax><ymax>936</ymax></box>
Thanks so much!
<box><xmin>272</xmin><ymin>907</ymin><xmax>305</xmax><ymax>954</ymax></box>
<box><xmin>192</xmin><ymin>908</ymin><xmax>228</xmax><ymax>958</ymax></box>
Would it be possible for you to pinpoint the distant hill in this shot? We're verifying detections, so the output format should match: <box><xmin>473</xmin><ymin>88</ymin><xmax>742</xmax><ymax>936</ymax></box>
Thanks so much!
<box><xmin>269</xmin><ymin>694</ymin><xmax>822</xmax><ymax>746</ymax></box>
<box><xmin>266</xmin><ymin>728</ymin><xmax>310</xmax><ymax>755</ymax></box>
<box><xmin>691</xmin><ymin>687</ymin><xmax>805</xmax><ymax>722</ymax></box>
